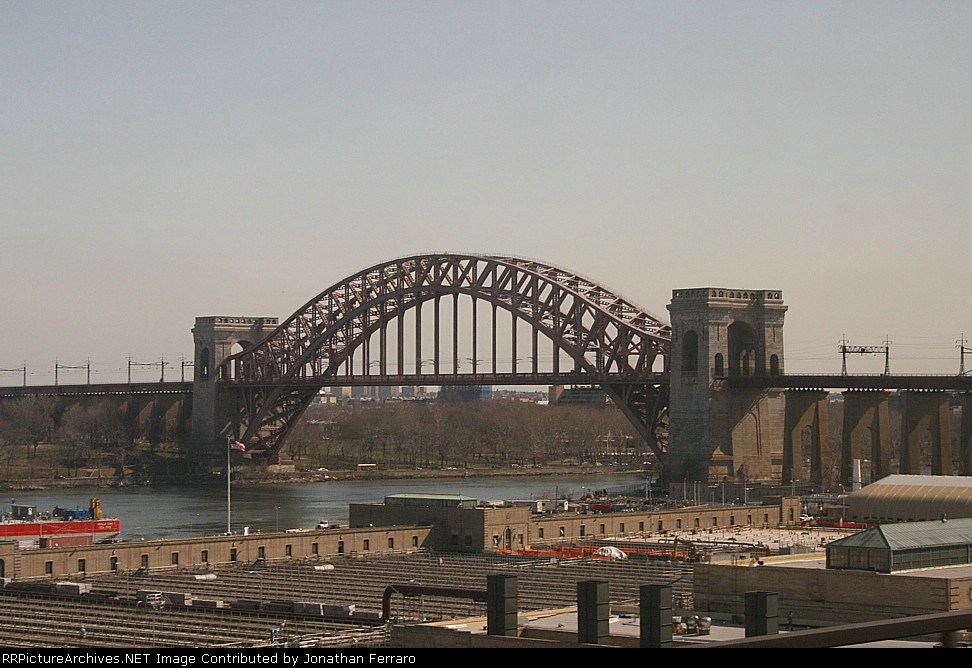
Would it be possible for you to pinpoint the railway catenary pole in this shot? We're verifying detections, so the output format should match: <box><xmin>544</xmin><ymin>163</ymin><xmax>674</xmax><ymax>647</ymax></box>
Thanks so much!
<box><xmin>959</xmin><ymin>334</ymin><xmax>970</xmax><ymax>375</ymax></box>
<box><xmin>227</xmin><ymin>437</ymin><xmax>232</xmax><ymax>534</ymax></box>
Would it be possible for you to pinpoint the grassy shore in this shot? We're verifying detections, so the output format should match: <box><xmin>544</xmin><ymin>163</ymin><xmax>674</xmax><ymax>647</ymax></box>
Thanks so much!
<box><xmin>0</xmin><ymin>462</ymin><xmax>650</xmax><ymax>490</ymax></box>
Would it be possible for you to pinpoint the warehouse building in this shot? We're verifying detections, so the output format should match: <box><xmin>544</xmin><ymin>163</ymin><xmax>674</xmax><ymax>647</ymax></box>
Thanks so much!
<box><xmin>826</xmin><ymin>516</ymin><xmax>972</xmax><ymax>573</ymax></box>
<box><xmin>844</xmin><ymin>475</ymin><xmax>972</xmax><ymax>524</ymax></box>
<box><xmin>349</xmin><ymin>494</ymin><xmax>801</xmax><ymax>552</ymax></box>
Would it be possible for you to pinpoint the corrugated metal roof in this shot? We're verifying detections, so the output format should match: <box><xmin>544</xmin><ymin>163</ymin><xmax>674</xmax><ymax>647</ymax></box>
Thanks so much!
<box><xmin>867</xmin><ymin>475</ymin><xmax>972</xmax><ymax>489</ymax></box>
<box><xmin>385</xmin><ymin>494</ymin><xmax>477</xmax><ymax>501</ymax></box>
<box><xmin>830</xmin><ymin>517</ymin><xmax>972</xmax><ymax>551</ymax></box>
<box><xmin>845</xmin><ymin>475</ymin><xmax>972</xmax><ymax>523</ymax></box>
<box><xmin>829</xmin><ymin>528</ymin><xmax>890</xmax><ymax>550</ymax></box>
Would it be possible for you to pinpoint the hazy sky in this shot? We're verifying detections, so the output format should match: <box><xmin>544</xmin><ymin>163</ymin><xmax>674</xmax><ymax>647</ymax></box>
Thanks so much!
<box><xmin>1</xmin><ymin>1</ymin><xmax>970</xmax><ymax>383</ymax></box>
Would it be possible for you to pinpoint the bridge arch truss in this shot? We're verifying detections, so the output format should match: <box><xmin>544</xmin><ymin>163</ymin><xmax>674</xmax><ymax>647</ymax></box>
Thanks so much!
<box><xmin>221</xmin><ymin>254</ymin><xmax>672</xmax><ymax>460</ymax></box>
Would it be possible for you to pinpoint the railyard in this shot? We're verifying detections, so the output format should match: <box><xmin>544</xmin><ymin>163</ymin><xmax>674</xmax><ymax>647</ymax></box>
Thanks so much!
<box><xmin>0</xmin><ymin>550</ymin><xmax>697</xmax><ymax>648</ymax></box>
<box><xmin>2</xmin><ymin>496</ymin><xmax>967</xmax><ymax>648</ymax></box>
<box><xmin>0</xmin><ymin>491</ymin><xmax>827</xmax><ymax>648</ymax></box>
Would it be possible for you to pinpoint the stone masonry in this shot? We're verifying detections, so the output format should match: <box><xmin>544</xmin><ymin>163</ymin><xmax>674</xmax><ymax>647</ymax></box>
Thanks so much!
<box><xmin>667</xmin><ymin>288</ymin><xmax>787</xmax><ymax>484</ymax></box>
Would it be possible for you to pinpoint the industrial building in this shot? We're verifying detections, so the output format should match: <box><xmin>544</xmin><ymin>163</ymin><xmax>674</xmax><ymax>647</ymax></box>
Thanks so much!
<box><xmin>826</xmin><ymin>517</ymin><xmax>972</xmax><ymax>573</ymax></box>
<box><xmin>349</xmin><ymin>494</ymin><xmax>801</xmax><ymax>552</ymax></box>
<box><xmin>0</xmin><ymin>524</ymin><xmax>433</xmax><ymax>581</ymax></box>
<box><xmin>843</xmin><ymin>475</ymin><xmax>972</xmax><ymax>524</ymax></box>
<box><xmin>694</xmin><ymin>516</ymin><xmax>972</xmax><ymax>626</ymax></box>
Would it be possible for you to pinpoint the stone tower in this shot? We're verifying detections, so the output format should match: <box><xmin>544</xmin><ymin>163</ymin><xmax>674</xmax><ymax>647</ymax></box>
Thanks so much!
<box><xmin>190</xmin><ymin>316</ymin><xmax>278</xmax><ymax>452</ymax></box>
<box><xmin>666</xmin><ymin>289</ymin><xmax>787</xmax><ymax>483</ymax></box>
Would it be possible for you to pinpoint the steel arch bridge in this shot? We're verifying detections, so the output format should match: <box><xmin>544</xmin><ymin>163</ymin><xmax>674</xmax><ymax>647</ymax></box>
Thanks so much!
<box><xmin>220</xmin><ymin>254</ymin><xmax>672</xmax><ymax>460</ymax></box>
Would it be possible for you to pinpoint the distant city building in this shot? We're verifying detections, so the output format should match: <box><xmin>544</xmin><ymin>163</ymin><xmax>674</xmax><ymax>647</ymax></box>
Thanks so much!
<box><xmin>438</xmin><ymin>385</ymin><xmax>492</xmax><ymax>402</ymax></box>
<box><xmin>376</xmin><ymin>385</ymin><xmax>399</xmax><ymax>400</ymax></box>
<box><xmin>491</xmin><ymin>389</ymin><xmax>546</xmax><ymax>402</ymax></box>
<box><xmin>333</xmin><ymin>386</ymin><xmax>399</xmax><ymax>401</ymax></box>
<box><xmin>315</xmin><ymin>392</ymin><xmax>338</xmax><ymax>405</ymax></box>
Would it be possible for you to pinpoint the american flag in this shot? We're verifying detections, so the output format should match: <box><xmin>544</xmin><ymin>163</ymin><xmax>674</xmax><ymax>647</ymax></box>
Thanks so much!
<box><xmin>230</xmin><ymin>441</ymin><xmax>246</xmax><ymax>452</ymax></box>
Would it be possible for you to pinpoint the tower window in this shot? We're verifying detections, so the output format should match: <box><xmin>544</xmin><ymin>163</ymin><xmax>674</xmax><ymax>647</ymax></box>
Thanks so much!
<box><xmin>728</xmin><ymin>322</ymin><xmax>758</xmax><ymax>377</ymax></box>
<box><xmin>682</xmin><ymin>330</ymin><xmax>699</xmax><ymax>374</ymax></box>
<box><xmin>198</xmin><ymin>347</ymin><xmax>210</xmax><ymax>380</ymax></box>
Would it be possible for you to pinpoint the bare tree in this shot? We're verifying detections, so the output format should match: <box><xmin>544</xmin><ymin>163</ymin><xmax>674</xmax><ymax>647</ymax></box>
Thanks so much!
<box><xmin>0</xmin><ymin>436</ymin><xmax>18</xmax><ymax>480</ymax></box>
<box><xmin>0</xmin><ymin>395</ymin><xmax>58</xmax><ymax>458</ymax></box>
<box><xmin>287</xmin><ymin>396</ymin><xmax>642</xmax><ymax>470</ymax></box>
<box><xmin>59</xmin><ymin>403</ymin><xmax>128</xmax><ymax>477</ymax></box>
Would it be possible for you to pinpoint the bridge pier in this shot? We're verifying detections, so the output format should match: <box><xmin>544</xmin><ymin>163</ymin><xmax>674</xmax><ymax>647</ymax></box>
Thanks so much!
<box><xmin>958</xmin><ymin>394</ymin><xmax>972</xmax><ymax>476</ymax></box>
<box><xmin>899</xmin><ymin>391</ymin><xmax>953</xmax><ymax>475</ymax></box>
<box><xmin>783</xmin><ymin>390</ymin><xmax>831</xmax><ymax>488</ymax></box>
<box><xmin>667</xmin><ymin>288</ymin><xmax>787</xmax><ymax>484</ymax></box>
<box><xmin>840</xmin><ymin>391</ymin><xmax>891</xmax><ymax>487</ymax></box>
<box><xmin>191</xmin><ymin>316</ymin><xmax>278</xmax><ymax>463</ymax></box>
<box><xmin>724</xmin><ymin>388</ymin><xmax>786</xmax><ymax>483</ymax></box>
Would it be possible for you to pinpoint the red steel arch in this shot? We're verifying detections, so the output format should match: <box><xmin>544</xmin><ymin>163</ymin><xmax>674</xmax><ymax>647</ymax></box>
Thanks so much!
<box><xmin>221</xmin><ymin>254</ymin><xmax>672</xmax><ymax>459</ymax></box>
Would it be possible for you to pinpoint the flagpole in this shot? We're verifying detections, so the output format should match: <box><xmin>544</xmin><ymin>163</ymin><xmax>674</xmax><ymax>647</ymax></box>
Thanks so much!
<box><xmin>226</xmin><ymin>437</ymin><xmax>232</xmax><ymax>534</ymax></box>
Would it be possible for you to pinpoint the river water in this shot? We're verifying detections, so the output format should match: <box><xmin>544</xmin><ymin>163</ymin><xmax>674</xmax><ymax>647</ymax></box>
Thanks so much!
<box><xmin>1</xmin><ymin>473</ymin><xmax>642</xmax><ymax>541</ymax></box>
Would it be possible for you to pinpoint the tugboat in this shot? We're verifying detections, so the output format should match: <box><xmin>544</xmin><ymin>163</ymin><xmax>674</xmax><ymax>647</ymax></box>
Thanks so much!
<box><xmin>0</xmin><ymin>498</ymin><xmax>121</xmax><ymax>548</ymax></box>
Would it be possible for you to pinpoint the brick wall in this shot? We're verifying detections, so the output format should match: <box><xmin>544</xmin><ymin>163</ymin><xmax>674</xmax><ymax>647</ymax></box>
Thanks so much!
<box><xmin>694</xmin><ymin>562</ymin><xmax>972</xmax><ymax>624</ymax></box>
<box><xmin>2</xmin><ymin>525</ymin><xmax>433</xmax><ymax>580</ymax></box>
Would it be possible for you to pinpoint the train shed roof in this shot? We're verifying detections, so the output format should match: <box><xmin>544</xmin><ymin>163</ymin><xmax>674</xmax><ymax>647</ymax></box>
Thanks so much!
<box><xmin>829</xmin><ymin>517</ymin><xmax>972</xmax><ymax>551</ymax></box>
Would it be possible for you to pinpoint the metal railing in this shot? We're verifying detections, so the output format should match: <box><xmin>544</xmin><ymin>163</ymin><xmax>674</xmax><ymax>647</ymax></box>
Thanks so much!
<box><xmin>699</xmin><ymin>610</ymin><xmax>972</xmax><ymax>648</ymax></box>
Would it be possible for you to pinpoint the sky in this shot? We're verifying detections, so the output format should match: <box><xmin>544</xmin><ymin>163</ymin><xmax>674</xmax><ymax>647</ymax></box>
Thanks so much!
<box><xmin>1</xmin><ymin>1</ymin><xmax>970</xmax><ymax>384</ymax></box>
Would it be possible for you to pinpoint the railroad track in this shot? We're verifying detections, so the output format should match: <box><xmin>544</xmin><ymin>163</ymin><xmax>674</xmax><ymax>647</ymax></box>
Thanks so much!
<box><xmin>0</xmin><ymin>551</ymin><xmax>695</xmax><ymax>647</ymax></box>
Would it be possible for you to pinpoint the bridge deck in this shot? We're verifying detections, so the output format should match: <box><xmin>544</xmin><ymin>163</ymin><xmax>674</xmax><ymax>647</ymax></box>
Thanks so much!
<box><xmin>221</xmin><ymin>371</ymin><xmax>669</xmax><ymax>388</ymax></box>
<box><xmin>0</xmin><ymin>382</ymin><xmax>193</xmax><ymax>398</ymax></box>
<box><xmin>3</xmin><ymin>374</ymin><xmax>967</xmax><ymax>397</ymax></box>
<box><xmin>0</xmin><ymin>372</ymin><xmax>669</xmax><ymax>399</ymax></box>
<box><xmin>728</xmin><ymin>374</ymin><xmax>972</xmax><ymax>391</ymax></box>
<box><xmin>0</xmin><ymin>373</ymin><xmax>972</xmax><ymax>398</ymax></box>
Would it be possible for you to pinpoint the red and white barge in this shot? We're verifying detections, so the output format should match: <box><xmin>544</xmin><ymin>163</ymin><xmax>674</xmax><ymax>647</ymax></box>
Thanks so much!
<box><xmin>0</xmin><ymin>498</ymin><xmax>120</xmax><ymax>548</ymax></box>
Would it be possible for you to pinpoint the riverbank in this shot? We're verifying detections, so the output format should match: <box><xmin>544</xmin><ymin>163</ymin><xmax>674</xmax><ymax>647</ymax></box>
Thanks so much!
<box><xmin>237</xmin><ymin>464</ymin><xmax>649</xmax><ymax>485</ymax></box>
<box><xmin>0</xmin><ymin>464</ymin><xmax>651</xmax><ymax>491</ymax></box>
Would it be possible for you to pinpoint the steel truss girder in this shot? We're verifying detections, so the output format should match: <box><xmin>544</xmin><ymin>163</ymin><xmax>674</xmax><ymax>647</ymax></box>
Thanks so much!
<box><xmin>221</xmin><ymin>254</ymin><xmax>672</xmax><ymax>458</ymax></box>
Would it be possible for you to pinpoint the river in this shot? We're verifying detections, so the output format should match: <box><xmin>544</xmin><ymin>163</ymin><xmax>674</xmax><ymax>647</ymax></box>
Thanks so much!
<box><xmin>1</xmin><ymin>473</ymin><xmax>644</xmax><ymax>541</ymax></box>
